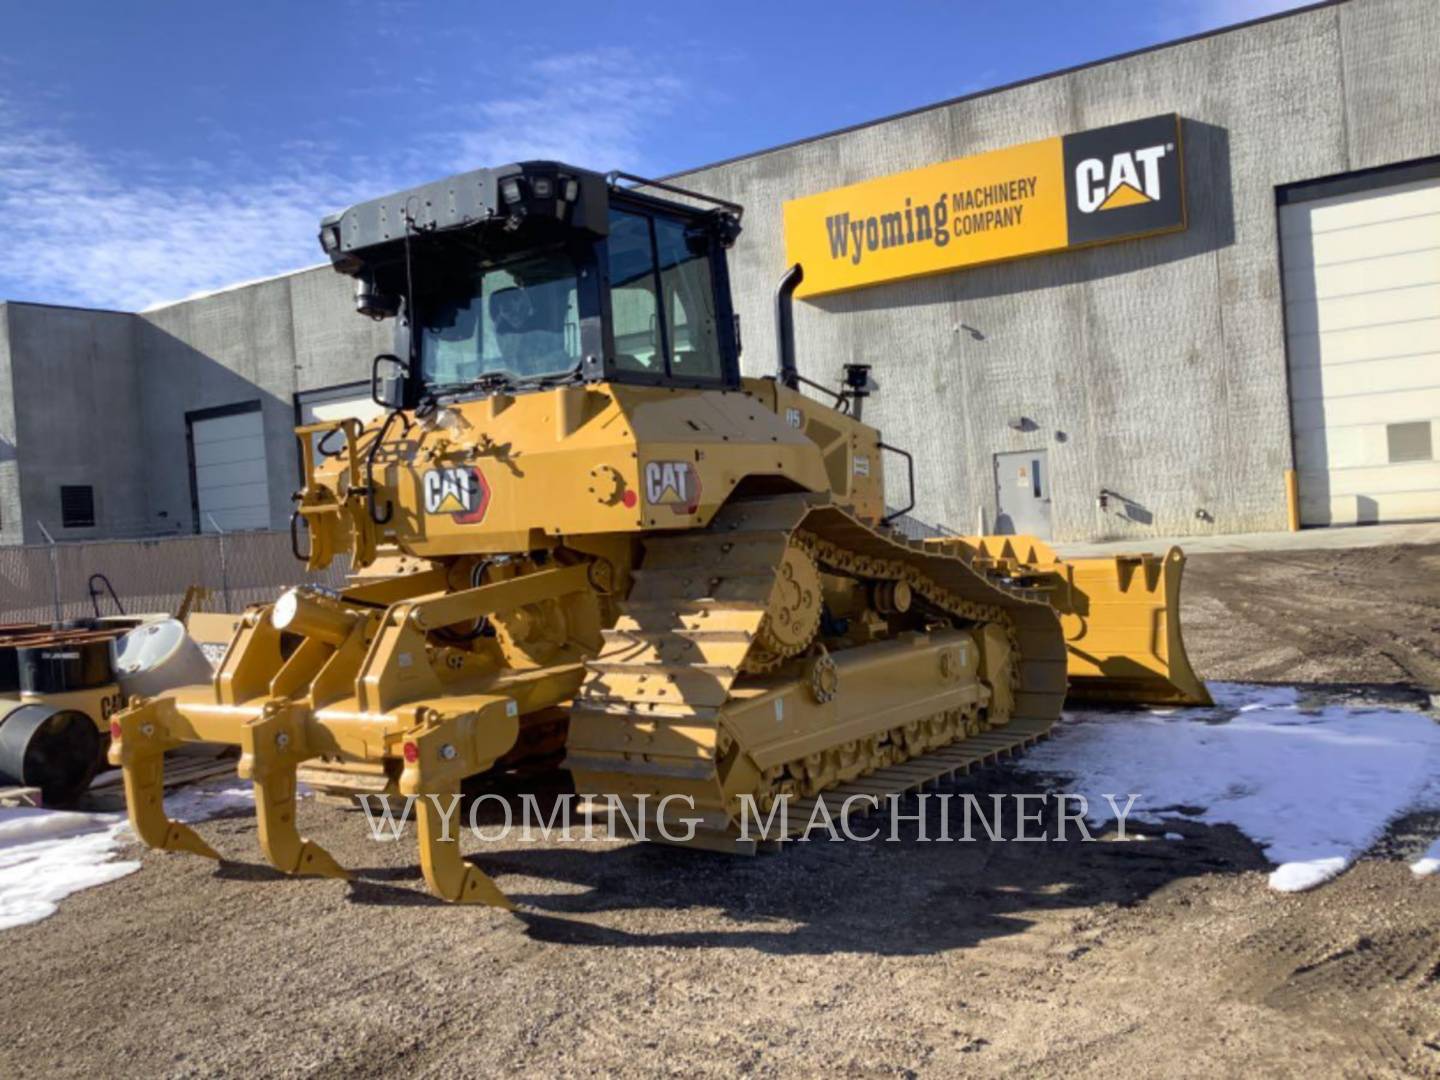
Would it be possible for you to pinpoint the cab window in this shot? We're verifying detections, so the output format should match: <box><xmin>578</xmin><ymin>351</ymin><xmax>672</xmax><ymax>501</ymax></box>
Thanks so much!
<box><xmin>419</xmin><ymin>248</ymin><xmax>581</xmax><ymax>392</ymax></box>
<box><xmin>607</xmin><ymin>207</ymin><xmax>724</xmax><ymax>382</ymax></box>
<box><xmin>607</xmin><ymin>210</ymin><xmax>661</xmax><ymax>374</ymax></box>
<box><xmin>654</xmin><ymin>216</ymin><xmax>722</xmax><ymax>380</ymax></box>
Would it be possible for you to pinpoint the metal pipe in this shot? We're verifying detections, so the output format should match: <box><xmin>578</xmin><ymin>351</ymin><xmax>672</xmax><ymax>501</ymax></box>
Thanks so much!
<box><xmin>774</xmin><ymin>264</ymin><xmax>804</xmax><ymax>390</ymax></box>
<box><xmin>271</xmin><ymin>588</ymin><xmax>358</xmax><ymax>646</ymax></box>
<box><xmin>1284</xmin><ymin>468</ymin><xmax>1300</xmax><ymax>532</ymax></box>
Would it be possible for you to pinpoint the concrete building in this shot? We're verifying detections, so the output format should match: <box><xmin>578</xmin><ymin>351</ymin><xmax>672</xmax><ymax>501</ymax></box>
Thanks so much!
<box><xmin>1</xmin><ymin>0</ymin><xmax>1436</xmax><ymax>545</ymax></box>
<box><xmin>0</xmin><ymin>275</ymin><xmax>388</xmax><ymax>545</ymax></box>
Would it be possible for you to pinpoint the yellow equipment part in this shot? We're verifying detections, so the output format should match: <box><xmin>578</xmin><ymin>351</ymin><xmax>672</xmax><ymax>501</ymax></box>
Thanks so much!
<box><xmin>924</xmin><ymin>535</ymin><xmax>1211</xmax><ymax>707</ymax></box>
<box><xmin>566</xmin><ymin>495</ymin><xmax>1068</xmax><ymax>842</ymax></box>
<box><xmin>110</xmin><ymin>559</ymin><xmax>607</xmax><ymax>907</ymax></box>
<box><xmin>1</xmin><ymin>604</ymin><xmax>236</xmax><ymax>805</ymax></box>
<box><xmin>106</xmin><ymin>493</ymin><xmax>1071</xmax><ymax>908</ymax></box>
<box><xmin>107</xmin><ymin>159</ymin><xmax>1210</xmax><ymax>911</ymax></box>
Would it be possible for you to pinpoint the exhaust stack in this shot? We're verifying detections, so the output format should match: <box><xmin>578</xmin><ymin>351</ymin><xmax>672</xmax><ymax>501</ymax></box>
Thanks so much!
<box><xmin>774</xmin><ymin>263</ymin><xmax>803</xmax><ymax>390</ymax></box>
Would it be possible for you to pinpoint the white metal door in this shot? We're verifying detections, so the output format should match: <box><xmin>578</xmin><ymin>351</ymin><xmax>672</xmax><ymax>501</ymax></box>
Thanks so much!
<box><xmin>297</xmin><ymin>384</ymin><xmax>385</xmax><ymax>467</ymax></box>
<box><xmin>1282</xmin><ymin>173</ymin><xmax>1440</xmax><ymax>525</ymax></box>
<box><xmin>190</xmin><ymin>408</ymin><xmax>270</xmax><ymax>532</ymax></box>
<box><xmin>297</xmin><ymin>384</ymin><xmax>384</xmax><ymax>430</ymax></box>
<box><xmin>994</xmin><ymin>450</ymin><xmax>1052</xmax><ymax>539</ymax></box>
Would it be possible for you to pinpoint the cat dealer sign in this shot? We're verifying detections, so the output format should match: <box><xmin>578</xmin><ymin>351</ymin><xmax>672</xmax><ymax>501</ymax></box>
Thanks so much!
<box><xmin>782</xmin><ymin>114</ymin><xmax>1186</xmax><ymax>298</ymax></box>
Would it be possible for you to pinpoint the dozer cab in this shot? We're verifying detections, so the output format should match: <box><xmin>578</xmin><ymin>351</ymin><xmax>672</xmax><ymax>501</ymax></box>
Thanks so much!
<box><xmin>109</xmin><ymin>162</ymin><xmax>1208</xmax><ymax>907</ymax></box>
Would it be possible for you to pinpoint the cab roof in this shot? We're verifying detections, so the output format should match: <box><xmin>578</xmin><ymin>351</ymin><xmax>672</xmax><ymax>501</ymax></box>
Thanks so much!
<box><xmin>317</xmin><ymin>161</ymin><xmax>741</xmax><ymax>277</ymax></box>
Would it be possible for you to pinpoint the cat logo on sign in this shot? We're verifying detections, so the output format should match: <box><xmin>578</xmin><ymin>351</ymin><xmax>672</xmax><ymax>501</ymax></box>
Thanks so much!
<box><xmin>1061</xmin><ymin>114</ymin><xmax>1184</xmax><ymax>247</ymax></box>
<box><xmin>644</xmin><ymin>460</ymin><xmax>702</xmax><ymax>515</ymax></box>
<box><xmin>423</xmin><ymin>466</ymin><xmax>490</xmax><ymax>524</ymax></box>
<box><xmin>1073</xmin><ymin>143</ymin><xmax>1171</xmax><ymax>213</ymax></box>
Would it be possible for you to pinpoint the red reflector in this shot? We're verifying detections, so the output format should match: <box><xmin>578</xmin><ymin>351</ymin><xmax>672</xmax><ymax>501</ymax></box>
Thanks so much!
<box><xmin>109</xmin><ymin>721</ymin><xmax>122</xmax><ymax>741</ymax></box>
<box><xmin>402</xmin><ymin>741</ymin><xmax>420</xmax><ymax>763</ymax></box>
<box><xmin>621</xmin><ymin>489</ymin><xmax>637</xmax><ymax>509</ymax></box>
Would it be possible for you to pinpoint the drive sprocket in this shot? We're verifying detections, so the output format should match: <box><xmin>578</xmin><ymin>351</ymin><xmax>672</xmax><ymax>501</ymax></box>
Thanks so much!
<box><xmin>743</xmin><ymin>542</ymin><xmax>822</xmax><ymax>674</ymax></box>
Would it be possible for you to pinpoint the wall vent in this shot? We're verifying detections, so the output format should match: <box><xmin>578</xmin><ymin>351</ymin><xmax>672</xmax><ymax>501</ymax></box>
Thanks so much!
<box><xmin>1386</xmin><ymin>421</ymin><xmax>1433</xmax><ymax>464</ymax></box>
<box><xmin>60</xmin><ymin>485</ymin><xmax>95</xmax><ymax>529</ymax></box>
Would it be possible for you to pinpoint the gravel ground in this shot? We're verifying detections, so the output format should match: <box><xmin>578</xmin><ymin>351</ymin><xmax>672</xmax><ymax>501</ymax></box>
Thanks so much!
<box><xmin>3</xmin><ymin>543</ymin><xmax>1438</xmax><ymax>1079</ymax></box>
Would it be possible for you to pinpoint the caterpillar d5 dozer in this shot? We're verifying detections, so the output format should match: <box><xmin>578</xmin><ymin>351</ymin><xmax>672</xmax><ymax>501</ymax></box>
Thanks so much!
<box><xmin>108</xmin><ymin>162</ymin><xmax>1208</xmax><ymax>907</ymax></box>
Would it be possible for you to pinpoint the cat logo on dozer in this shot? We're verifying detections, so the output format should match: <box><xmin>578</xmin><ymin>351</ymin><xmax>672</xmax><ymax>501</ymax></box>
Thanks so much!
<box><xmin>644</xmin><ymin>460</ymin><xmax>701</xmax><ymax>514</ymax></box>
<box><xmin>423</xmin><ymin>466</ymin><xmax>489</xmax><ymax>523</ymax></box>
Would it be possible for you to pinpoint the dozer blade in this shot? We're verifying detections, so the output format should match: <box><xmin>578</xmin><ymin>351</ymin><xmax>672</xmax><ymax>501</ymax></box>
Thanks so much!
<box><xmin>1054</xmin><ymin>544</ymin><xmax>1209</xmax><ymax>705</ymax></box>
<box><xmin>1056</xmin><ymin>547</ymin><xmax>1210</xmax><ymax>707</ymax></box>
<box><xmin>932</xmin><ymin>536</ymin><xmax>1211</xmax><ymax>708</ymax></box>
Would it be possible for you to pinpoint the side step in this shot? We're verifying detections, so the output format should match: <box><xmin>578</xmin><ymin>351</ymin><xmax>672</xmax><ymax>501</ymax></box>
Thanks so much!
<box><xmin>652</xmin><ymin>712</ymin><xmax>1054</xmax><ymax>854</ymax></box>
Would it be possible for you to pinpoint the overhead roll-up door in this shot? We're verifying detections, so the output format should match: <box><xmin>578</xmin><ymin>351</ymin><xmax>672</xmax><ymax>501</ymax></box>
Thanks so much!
<box><xmin>1282</xmin><ymin>169</ymin><xmax>1440</xmax><ymax>526</ymax></box>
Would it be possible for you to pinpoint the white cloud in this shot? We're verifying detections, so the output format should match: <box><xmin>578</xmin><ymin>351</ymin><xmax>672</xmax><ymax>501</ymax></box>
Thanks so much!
<box><xmin>0</xmin><ymin>98</ymin><xmax>369</xmax><ymax>310</ymax></box>
<box><xmin>0</xmin><ymin>49</ymin><xmax>688</xmax><ymax>311</ymax></box>
<box><xmin>442</xmin><ymin>47</ymin><xmax>689</xmax><ymax>174</ymax></box>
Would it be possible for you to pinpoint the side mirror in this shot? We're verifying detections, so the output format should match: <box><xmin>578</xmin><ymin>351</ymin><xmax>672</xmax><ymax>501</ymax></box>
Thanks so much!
<box><xmin>371</xmin><ymin>353</ymin><xmax>409</xmax><ymax>410</ymax></box>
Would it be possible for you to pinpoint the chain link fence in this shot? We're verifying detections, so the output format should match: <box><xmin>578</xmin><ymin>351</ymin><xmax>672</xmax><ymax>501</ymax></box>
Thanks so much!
<box><xmin>0</xmin><ymin>513</ymin><xmax>961</xmax><ymax>626</ymax></box>
<box><xmin>0</xmin><ymin>531</ymin><xmax>349</xmax><ymax>624</ymax></box>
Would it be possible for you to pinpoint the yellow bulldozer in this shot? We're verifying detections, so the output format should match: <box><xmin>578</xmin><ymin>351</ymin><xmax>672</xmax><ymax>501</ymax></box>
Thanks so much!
<box><xmin>108</xmin><ymin>163</ymin><xmax>1208</xmax><ymax>908</ymax></box>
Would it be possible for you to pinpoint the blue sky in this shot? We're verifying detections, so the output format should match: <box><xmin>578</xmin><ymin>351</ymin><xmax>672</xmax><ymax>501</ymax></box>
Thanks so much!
<box><xmin>0</xmin><ymin>0</ymin><xmax>1307</xmax><ymax>311</ymax></box>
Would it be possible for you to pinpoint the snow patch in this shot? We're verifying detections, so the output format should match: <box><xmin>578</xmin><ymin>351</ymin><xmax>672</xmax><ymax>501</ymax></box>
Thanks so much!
<box><xmin>1408</xmin><ymin>771</ymin><xmax>1440</xmax><ymax>878</ymax></box>
<box><xmin>1025</xmin><ymin>682</ymin><xmax>1440</xmax><ymax>893</ymax></box>
<box><xmin>1413</xmin><ymin>837</ymin><xmax>1440</xmax><ymax>878</ymax></box>
<box><xmin>163</xmin><ymin>784</ymin><xmax>257</xmax><ymax>824</ymax></box>
<box><xmin>1268</xmin><ymin>857</ymin><xmax>1349</xmax><ymax>893</ymax></box>
<box><xmin>0</xmin><ymin>780</ymin><xmax>256</xmax><ymax>931</ymax></box>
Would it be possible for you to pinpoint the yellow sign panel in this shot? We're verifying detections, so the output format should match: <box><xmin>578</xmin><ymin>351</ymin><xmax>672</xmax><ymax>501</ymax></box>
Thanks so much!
<box><xmin>782</xmin><ymin>114</ymin><xmax>1187</xmax><ymax>298</ymax></box>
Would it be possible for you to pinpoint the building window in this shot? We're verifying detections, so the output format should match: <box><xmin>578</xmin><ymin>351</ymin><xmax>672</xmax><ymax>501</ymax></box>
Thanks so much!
<box><xmin>1386</xmin><ymin>422</ymin><xmax>1433</xmax><ymax>464</ymax></box>
<box><xmin>60</xmin><ymin>485</ymin><xmax>95</xmax><ymax>528</ymax></box>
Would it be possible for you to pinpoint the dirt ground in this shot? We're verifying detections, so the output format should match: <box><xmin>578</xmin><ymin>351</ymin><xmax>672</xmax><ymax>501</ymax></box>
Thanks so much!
<box><xmin>3</xmin><ymin>543</ymin><xmax>1439</xmax><ymax>1079</ymax></box>
<box><xmin>1181</xmin><ymin>542</ymin><xmax>1440</xmax><ymax>693</ymax></box>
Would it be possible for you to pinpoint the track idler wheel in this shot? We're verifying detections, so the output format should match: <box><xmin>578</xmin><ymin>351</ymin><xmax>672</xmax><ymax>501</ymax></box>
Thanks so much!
<box><xmin>0</xmin><ymin>704</ymin><xmax>102</xmax><ymax>806</ymax></box>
